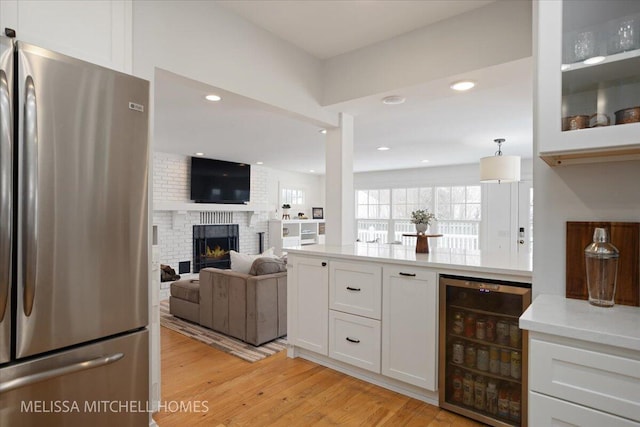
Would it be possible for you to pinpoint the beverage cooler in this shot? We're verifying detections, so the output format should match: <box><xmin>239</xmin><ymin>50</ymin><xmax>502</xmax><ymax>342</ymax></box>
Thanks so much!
<box><xmin>439</xmin><ymin>275</ymin><xmax>532</xmax><ymax>427</ymax></box>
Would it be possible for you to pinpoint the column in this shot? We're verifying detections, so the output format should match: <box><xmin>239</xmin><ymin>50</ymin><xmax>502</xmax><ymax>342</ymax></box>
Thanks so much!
<box><xmin>325</xmin><ymin>113</ymin><xmax>354</xmax><ymax>246</ymax></box>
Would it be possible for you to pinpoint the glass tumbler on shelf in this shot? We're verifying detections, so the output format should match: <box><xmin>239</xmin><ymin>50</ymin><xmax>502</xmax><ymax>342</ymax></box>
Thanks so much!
<box><xmin>584</xmin><ymin>228</ymin><xmax>619</xmax><ymax>307</ymax></box>
<box><xmin>609</xmin><ymin>16</ymin><xmax>640</xmax><ymax>54</ymax></box>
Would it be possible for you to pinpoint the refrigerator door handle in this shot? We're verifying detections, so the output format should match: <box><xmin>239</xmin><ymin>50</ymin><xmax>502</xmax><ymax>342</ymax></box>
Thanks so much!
<box><xmin>0</xmin><ymin>352</ymin><xmax>124</xmax><ymax>394</ymax></box>
<box><xmin>22</xmin><ymin>75</ymin><xmax>38</xmax><ymax>317</ymax></box>
<box><xmin>0</xmin><ymin>70</ymin><xmax>10</xmax><ymax>322</ymax></box>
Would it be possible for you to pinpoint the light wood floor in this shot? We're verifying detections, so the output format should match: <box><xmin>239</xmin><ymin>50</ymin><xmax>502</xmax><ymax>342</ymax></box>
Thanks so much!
<box><xmin>153</xmin><ymin>327</ymin><xmax>484</xmax><ymax>426</ymax></box>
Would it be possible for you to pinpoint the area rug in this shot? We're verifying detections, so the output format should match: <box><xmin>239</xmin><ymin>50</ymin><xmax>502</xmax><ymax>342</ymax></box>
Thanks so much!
<box><xmin>159</xmin><ymin>300</ymin><xmax>287</xmax><ymax>363</ymax></box>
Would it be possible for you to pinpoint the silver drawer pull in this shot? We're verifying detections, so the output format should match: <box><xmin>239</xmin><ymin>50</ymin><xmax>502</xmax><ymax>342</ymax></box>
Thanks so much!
<box><xmin>346</xmin><ymin>286</ymin><xmax>361</xmax><ymax>292</ymax></box>
<box><xmin>399</xmin><ymin>272</ymin><xmax>416</xmax><ymax>277</ymax></box>
<box><xmin>345</xmin><ymin>337</ymin><xmax>360</xmax><ymax>344</ymax></box>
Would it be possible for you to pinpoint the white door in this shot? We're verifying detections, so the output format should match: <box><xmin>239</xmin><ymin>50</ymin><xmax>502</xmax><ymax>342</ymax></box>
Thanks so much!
<box><xmin>381</xmin><ymin>266</ymin><xmax>438</xmax><ymax>390</ymax></box>
<box><xmin>288</xmin><ymin>256</ymin><xmax>329</xmax><ymax>355</ymax></box>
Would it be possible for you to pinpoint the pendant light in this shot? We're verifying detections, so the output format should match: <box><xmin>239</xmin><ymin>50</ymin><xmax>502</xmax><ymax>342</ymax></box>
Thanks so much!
<box><xmin>480</xmin><ymin>138</ymin><xmax>521</xmax><ymax>183</ymax></box>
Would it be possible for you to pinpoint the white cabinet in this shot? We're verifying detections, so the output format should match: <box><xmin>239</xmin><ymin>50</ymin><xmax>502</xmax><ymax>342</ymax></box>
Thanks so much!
<box><xmin>329</xmin><ymin>311</ymin><xmax>381</xmax><ymax>373</ymax></box>
<box><xmin>536</xmin><ymin>0</ymin><xmax>640</xmax><ymax>165</ymax></box>
<box><xmin>287</xmin><ymin>255</ymin><xmax>328</xmax><ymax>355</ymax></box>
<box><xmin>269</xmin><ymin>220</ymin><xmax>325</xmax><ymax>255</ymax></box>
<box><xmin>528</xmin><ymin>335</ymin><xmax>640</xmax><ymax>423</ymax></box>
<box><xmin>0</xmin><ymin>0</ymin><xmax>132</xmax><ymax>73</ymax></box>
<box><xmin>329</xmin><ymin>261</ymin><xmax>382</xmax><ymax>319</ymax></box>
<box><xmin>382</xmin><ymin>266</ymin><xmax>438</xmax><ymax>391</ymax></box>
<box><xmin>529</xmin><ymin>392</ymin><xmax>639</xmax><ymax>427</ymax></box>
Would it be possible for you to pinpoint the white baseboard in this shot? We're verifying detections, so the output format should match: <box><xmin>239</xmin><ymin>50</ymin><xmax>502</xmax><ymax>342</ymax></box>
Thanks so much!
<box><xmin>288</xmin><ymin>345</ymin><xmax>439</xmax><ymax>406</ymax></box>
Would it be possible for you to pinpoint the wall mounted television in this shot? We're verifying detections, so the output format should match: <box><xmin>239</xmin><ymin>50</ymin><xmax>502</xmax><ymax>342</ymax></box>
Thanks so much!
<box><xmin>190</xmin><ymin>157</ymin><xmax>251</xmax><ymax>204</ymax></box>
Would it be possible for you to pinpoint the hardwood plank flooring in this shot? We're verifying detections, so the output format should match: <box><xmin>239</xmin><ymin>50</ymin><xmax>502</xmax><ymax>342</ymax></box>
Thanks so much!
<box><xmin>153</xmin><ymin>327</ymin><xmax>484</xmax><ymax>426</ymax></box>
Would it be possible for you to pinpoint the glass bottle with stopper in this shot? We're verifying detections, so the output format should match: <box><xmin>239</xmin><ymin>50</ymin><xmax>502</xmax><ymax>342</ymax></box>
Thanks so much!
<box><xmin>584</xmin><ymin>228</ymin><xmax>619</xmax><ymax>307</ymax></box>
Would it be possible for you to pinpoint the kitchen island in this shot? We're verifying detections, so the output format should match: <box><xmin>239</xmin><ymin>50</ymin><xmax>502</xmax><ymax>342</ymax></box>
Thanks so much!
<box><xmin>285</xmin><ymin>243</ymin><xmax>532</xmax><ymax>406</ymax></box>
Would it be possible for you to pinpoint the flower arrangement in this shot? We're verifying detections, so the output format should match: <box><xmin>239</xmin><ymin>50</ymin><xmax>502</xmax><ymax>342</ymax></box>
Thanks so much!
<box><xmin>410</xmin><ymin>209</ymin><xmax>436</xmax><ymax>226</ymax></box>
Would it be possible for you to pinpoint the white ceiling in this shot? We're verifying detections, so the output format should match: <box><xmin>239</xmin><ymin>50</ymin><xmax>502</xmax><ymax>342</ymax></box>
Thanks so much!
<box><xmin>216</xmin><ymin>0</ymin><xmax>495</xmax><ymax>59</ymax></box>
<box><xmin>154</xmin><ymin>0</ymin><xmax>533</xmax><ymax>175</ymax></box>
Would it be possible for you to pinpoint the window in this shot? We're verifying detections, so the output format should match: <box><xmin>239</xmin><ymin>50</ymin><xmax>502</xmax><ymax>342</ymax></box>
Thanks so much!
<box><xmin>356</xmin><ymin>189</ymin><xmax>390</xmax><ymax>219</ymax></box>
<box><xmin>355</xmin><ymin>185</ymin><xmax>481</xmax><ymax>249</ymax></box>
<box><xmin>281</xmin><ymin>188</ymin><xmax>305</xmax><ymax>206</ymax></box>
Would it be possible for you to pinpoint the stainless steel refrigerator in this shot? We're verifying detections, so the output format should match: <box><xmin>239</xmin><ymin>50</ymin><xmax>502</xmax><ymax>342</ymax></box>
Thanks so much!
<box><xmin>0</xmin><ymin>35</ymin><xmax>150</xmax><ymax>426</ymax></box>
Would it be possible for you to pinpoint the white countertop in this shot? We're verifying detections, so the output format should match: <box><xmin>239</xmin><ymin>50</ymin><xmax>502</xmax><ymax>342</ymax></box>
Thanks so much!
<box><xmin>520</xmin><ymin>294</ymin><xmax>640</xmax><ymax>351</ymax></box>
<box><xmin>286</xmin><ymin>243</ymin><xmax>532</xmax><ymax>280</ymax></box>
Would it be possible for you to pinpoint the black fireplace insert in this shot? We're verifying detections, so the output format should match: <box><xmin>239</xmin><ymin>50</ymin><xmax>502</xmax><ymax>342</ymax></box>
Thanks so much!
<box><xmin>193</xmin><ymin>224</ymin><xmax>239</xmax><ymax>272</ymax></box>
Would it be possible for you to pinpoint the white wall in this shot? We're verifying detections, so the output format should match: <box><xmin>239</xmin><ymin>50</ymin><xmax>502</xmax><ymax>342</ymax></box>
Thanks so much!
<box><xmin>132</xmin><ymin>0</ymin><xmax>337</xmax><ymax>127</ymax></box>
<box><xmin>355</xmin><ymin>161</ymin><xmax>533</xmax><ymax>188</ymax></box>
<box><xmin>532</xmin><ymin>158</ymin><xmax>640</xmax><ymax>297</ymax></box>
<box><xmin>265</xmin><ymin>167</ymin><xmax>324</xmax><ymax>219</ymax></box>
<box><xmin>322</xmin><ymin>0</ymin><xmax>532</xmax><ymax>105</ymax></box>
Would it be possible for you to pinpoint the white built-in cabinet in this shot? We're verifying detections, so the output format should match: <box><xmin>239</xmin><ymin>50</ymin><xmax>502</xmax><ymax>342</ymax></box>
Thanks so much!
<box><xmin>287</xmin><ymin>255</ymin><xmax>329</xmax><ymax>355</ymax></box>
<box><xmin>269</xmin><ymin>220</ymin><xmax>325</xmax><ymax>255</ymax></box>
<box><xmin>536</xmin><ymin>0</ymin><xmax>640</xmax><ymax>165</ymax></box>
<box><xmin>0</xmin><ymin>0</ymin><xmax>132</xmax><ymax>73</ymax></box>
<box><xmin>528</xmin><ymin>334</ymin><xmax>640</xmax><ymax>426</ymax></box>
<box><xmin>288</xmin><ymin>254</ymin><xmax>439</xmax><ymax>395</ymax></box>
<box><xmin>382</xmin><ymin>266</ymin><xmax>438</xmax><ymax>390</ymax></box>
<box><xmin>521</xmin><ymin>295</ymin><xmax>640</xmax><ymax>426</ymax></box>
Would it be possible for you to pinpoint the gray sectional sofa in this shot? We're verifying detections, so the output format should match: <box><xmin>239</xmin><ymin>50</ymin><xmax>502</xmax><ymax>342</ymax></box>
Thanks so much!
<box><xmin>169</xmin><ymin>266</ymin><xmax>287</xmax><ymax>346</ymax></box>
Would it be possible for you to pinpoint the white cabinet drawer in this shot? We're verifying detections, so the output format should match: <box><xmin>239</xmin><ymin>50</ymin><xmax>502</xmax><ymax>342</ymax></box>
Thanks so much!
<box><xmin>530</xmin><ymin>338</ymin><xmax>640</xmax><ymax>421</ymax></box>
<box><xmin>330</xmin><ymin>261</ymin><xmax>381</xmax><ymax>319</ymax></box>
<box><xmin>329</xmin><ymin>310</ymin><xmax>381</xmax><ymax>373</ymax></box>
<box><xmin>530</xmin><ymin>391</ymin><xmax>639</xmax><ymax>427</ymax></box>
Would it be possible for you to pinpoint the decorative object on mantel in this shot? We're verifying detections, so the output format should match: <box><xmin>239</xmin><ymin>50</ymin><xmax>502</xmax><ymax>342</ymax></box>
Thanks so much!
<box><xmin>297</xmin><ymin>212</ymin><xmax>308</xmax><ymax>219</ymax></box>
<box><xmin>281</xmin><ymin>203</ymin><xmax>290</xmax><ymax>219</ymax></box>
<box><xmin>410</xmin><ymin>209</ymin><xmax>436</xmax><ymax>234</ymax></box>
<box><xmin>312</xmin><ymin>207</ymin><xmax>324</xmax><ymax>219</ymax></box>
<box><xmin>402</xmin><ymin>233</ymin><xmax>443</xmax><ymax>253</ymax></box>
<box><xmin>584</xmin><ymin>228</ymin><xmax>619</xmax><ymax>307</ymax></box>
<box><xmin>566</xmin><ymin>221</ymin><xmax>639</xmax><ymax>307</ymax></box>
<box><xmin>159</xmin><ymin>301</ymin><xmax>286</xmax><ymax>363</ymax></box>
<box><xmin>479</xmin><ymin>138</ymin><xmax>521</xmax><ymax>183</ymax></box>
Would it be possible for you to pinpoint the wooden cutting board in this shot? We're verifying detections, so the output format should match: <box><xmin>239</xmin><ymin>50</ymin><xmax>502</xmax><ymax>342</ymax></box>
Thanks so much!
<box><xmin>566</xmin><ymin>221</ymin><xmax>640</xmax><ymax>307</ymax></box>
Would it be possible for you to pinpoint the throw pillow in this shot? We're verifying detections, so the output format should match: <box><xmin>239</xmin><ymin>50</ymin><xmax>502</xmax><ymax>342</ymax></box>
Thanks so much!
<box><xmin>249</xmin><ymin>257</ymin><xmax>287</xmax><ymax>276</ymax></box>
<box><xmin>229</xmin><ymin>248</ymin><xmax>276</xmax><ymax>274</ymax></box>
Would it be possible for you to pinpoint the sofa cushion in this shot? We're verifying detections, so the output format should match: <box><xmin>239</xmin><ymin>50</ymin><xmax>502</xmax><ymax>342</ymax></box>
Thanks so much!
<box><xmin>230</xmin><ymin>247</ymin><xmax>276</xmax><ymax>274</ymax></box>
<box><xmin>170</xmin><ymin>279</ymin><xmax>200</xmax><ymax>304</ymax></box>
<box><xmin>249</xmin><ymin>257</ymin><xmax>287</xmax><ymax>276</ymax></box>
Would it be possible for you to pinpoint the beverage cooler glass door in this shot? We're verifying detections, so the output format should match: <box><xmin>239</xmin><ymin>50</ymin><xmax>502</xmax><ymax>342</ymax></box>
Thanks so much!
<box><xmin>438</xmin><ymin>275</ymin><xmax>531</xmax><ymax>427</ymax></box>
<box><xmin>15</xmin><ymin>42</ymin><xmax>149</xmax><ymax>358</ymax></box>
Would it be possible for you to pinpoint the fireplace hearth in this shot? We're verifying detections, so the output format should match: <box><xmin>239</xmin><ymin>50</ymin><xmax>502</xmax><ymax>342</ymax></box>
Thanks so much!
<box><xmin>193</xmin><ymin>224</ymin><xmax>239</xmax><ymax>272</ymax></box>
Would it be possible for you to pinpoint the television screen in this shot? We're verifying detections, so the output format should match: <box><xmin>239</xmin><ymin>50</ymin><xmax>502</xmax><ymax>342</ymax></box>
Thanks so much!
<box><xmin>190</xmin><ymin>157</ymin><xmax>251</xmax><ymax>204</ymax></box>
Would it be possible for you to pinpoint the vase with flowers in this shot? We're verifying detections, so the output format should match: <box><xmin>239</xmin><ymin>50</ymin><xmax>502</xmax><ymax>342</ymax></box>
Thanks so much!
<box><xmin>410</xmin><ymin>209</ymin><xmax>436</xmax><ymax>234</ymax></box>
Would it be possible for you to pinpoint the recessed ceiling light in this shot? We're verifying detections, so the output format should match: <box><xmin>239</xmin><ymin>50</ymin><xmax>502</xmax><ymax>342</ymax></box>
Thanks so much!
<box><xmin>450</xmin><ymin>81</ymin><xmax>475</xmax><ymax>91</ymax></box>
<box><xmin>194</xmin><ymin>152</ymin><xmax>205</xmax><ymax>156</ymax></box>
<box><xmin>382</xmin><ymin>95</ymin><xmax>406</xmax><ymax>105</ymax></box>
<box><xmin>309</xmin><ymin>169</ymin><xmax>315</xmax><ymax>173</ymax></box>
<box><xmin>256</xmin><ymin>161</ymin><xmax>263</xmax><ymax>165</ymax></box>
<box><xmin>583</xmin><ymin>56</ymin><xmax>606</xmax><ymax>65</ymax></box>
<box><xmin>205</xmin><ymin>94</ymin><xmax>222</xmax><ymax>102</ymax></box>
<box><xmin>421</xmin><ymin>159</ymin><xmax>430</xmax><ymax>163</ymax></box>
<box><xmin>377</xmin><ymin>146</ymin><xmax>390</xmax><ymax>151</ymax></box>
<box><xmin>560</xmin><ymin>64</ymin><xmax>571</xmax><ymax>71</ymax></box>
<box><xmin>319</xmin><ymin>129</ymin><xmax>327</xmax><ymax>134</ymax></box>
